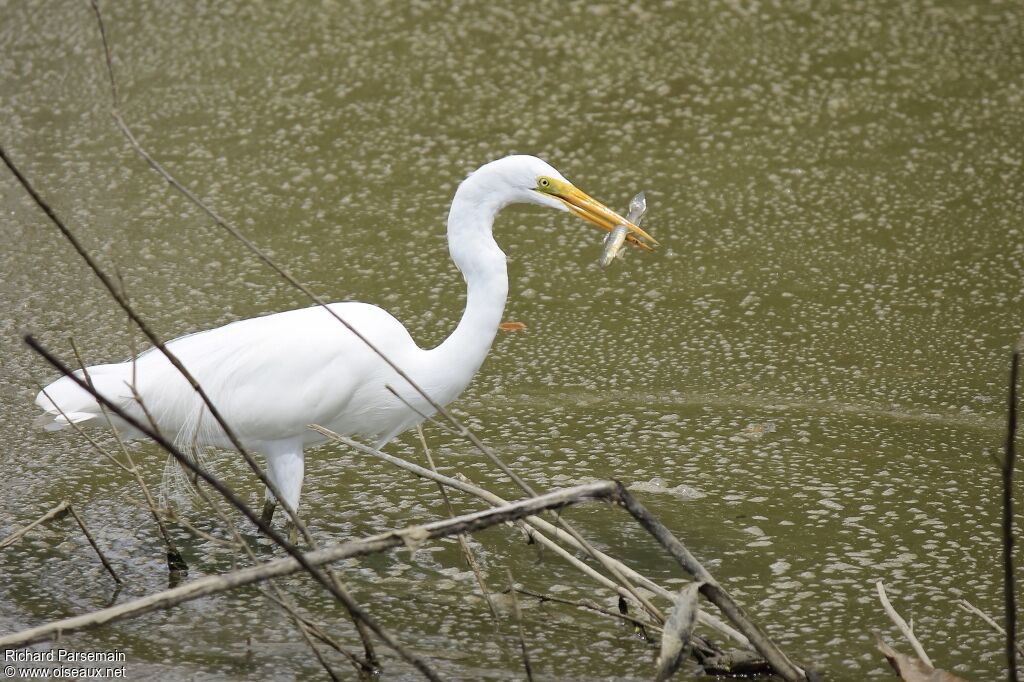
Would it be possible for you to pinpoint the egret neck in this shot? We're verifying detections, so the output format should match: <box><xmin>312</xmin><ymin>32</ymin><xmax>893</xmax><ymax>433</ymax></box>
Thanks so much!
<box><xmin>429</xmin><ymin>170</ymin><xmax>511</xmax><ymax>401</ymax></box>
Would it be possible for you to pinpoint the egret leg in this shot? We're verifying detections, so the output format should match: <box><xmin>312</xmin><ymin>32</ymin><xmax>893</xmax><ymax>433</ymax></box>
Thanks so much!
<box><xmin>262</xmin><ymin>443</ymin><xmax>305</xmax><ymax>532</ymax></box>
<box><xmin>260</xmin><ymin>499</ymin><xmax>277</xmax><ymax>526</ymax></box>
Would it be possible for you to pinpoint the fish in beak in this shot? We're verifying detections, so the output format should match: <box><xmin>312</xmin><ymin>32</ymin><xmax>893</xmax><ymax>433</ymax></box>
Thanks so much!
<box><xmin>535</xmin><ymin>176</ymin><xmax>658</xmax><ymax>251</ymax></box>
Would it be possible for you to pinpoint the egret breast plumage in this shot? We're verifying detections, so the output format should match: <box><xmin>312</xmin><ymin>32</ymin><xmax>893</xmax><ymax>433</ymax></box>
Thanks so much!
<box><xmin>34</xmin><ymin>155</ymin><xmax>657</xmax><ymax>525</ymax></box>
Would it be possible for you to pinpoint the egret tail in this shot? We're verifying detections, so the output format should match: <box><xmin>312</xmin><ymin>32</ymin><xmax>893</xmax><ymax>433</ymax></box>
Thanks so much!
<box><xmin>35</xmin><ymin>363</ymin><xmax>135</xmax><ymax>432</ymax></box>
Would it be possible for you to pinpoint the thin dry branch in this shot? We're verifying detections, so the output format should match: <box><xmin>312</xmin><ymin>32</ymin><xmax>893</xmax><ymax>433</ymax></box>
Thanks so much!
<box><xmin>1002</xmin><ymin>334</ymin><xmax>1022</xmax><ymax>682</ymax></box>
<box><xmin>259</xmin><ymin>587</ymin><xmax>367</xmax><ymax>672</ymax></box>
<box><xmin>0</xmin><ymin>501</ymin><xmax>70</xmax><ymax>549</ymax></box>
<box><xmin>1</xmin><ymin>500</ymin><xmax>120</xmax><ymax>584</ymax></box>
<box><xmin>506</xmin><ymin>570</ymin><xmax>534</xmax><ymax>682</ymax></box>
<box><xmin>0</xmin><ymin>481</ymin><xmax>618</xmax><ymax>649</ymax></box>
<box><xmin>512</xmin><ymin>587</ymin><xmax>662</xmax><ymax>633</ymax></box>
<box><xmin>876</xmin><ymin>581</ymin><xmax>933</xmax><ymax>669</ymax></box>
<box><xmin>958</xmin><ymin>599</ymin><xmax>1024</xmax><ymax>657</ymax></box>
<box><xmin>66</xmin><ymin>504</ymin><xmax>122</xmax><ymax>584</ymax></box>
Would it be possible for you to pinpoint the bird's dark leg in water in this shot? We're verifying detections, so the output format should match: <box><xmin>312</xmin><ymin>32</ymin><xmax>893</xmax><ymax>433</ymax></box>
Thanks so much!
<box><xmin>259</xmin><ymin>503</ymin><xmax>298</xmax><ymax>544</ymax></box>
<box><xmin>260</xmin><ymin>500</ymin><xmax>276</xmax><ymax>526</ymax></box>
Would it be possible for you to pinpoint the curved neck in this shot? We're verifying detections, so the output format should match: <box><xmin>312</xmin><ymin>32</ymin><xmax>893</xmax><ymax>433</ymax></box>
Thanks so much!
<box><xmin>430</xmin><ymin>178</ymin><xmax>509</xmax><ymax>398</ymax></box>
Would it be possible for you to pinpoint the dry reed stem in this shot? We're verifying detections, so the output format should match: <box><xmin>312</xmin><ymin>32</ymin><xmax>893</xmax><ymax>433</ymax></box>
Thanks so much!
<box><xmin>0</xmin><ymin>481</ymin><xmax>618</xmax><ymax>649</ymax></box>
<box><xmin>259</xmin><ymin>588</ymin><xmax>369</xmax><ymax>673</ymax></box>
<box><xmin>512</xmin><ymin>587</ymin><xmax>663</xmax><ymax>633</ymax></box>
<box><xmin>0</xmin><ymin>501</ymin><xmax>70</xmax><ymax>549</ymax></box>
<box><xmin>0</xmin><ymin>500</ymin><xmax>120</xmax><ymax>585</ymax></box>
<box><xmin>958</xmin><ymin>599</ymin><xmax>1024</xmax><ymax>657</ymax></box>
<box><xmin>1001</xmin><ymin>334</ymin><xmax>1021</xmax><ymax>682</ymax></box>
<box><xmin>875</xmin><ymin>581</ymin><xmax>933</xmax><ymax>668</ymax></box>
<box><xmin>66</xmin><ymin>504</ymin><xmax>122</xmax><ymax>584</ymax></box>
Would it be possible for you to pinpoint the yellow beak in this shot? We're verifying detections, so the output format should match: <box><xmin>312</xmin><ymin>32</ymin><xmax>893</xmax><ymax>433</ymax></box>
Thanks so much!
<box><xmin>541</xmin><ymin>178</ymin><xmax>658</xmax><ymax>251</ymax></box>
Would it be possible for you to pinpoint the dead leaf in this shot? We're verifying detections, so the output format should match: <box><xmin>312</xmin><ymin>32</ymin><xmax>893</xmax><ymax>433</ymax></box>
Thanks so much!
<box><xmin>498</xmin><ymin>321</ymin><xmax>527</xmax><ymax>332</ymax></box>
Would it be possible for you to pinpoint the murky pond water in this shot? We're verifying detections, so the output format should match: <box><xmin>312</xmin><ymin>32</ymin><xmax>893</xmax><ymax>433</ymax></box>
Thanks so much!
<box><xmin>2</xmin><ymin>0</ymin><xmax>1022</xmax><ymax>679</ymax></box>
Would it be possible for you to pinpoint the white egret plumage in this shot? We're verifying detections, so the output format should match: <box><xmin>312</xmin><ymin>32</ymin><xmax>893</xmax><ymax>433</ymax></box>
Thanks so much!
<box><xmin>35</xmin><ymin>155</ymin><xmax>657</xmax><ymax>525</ymax></box>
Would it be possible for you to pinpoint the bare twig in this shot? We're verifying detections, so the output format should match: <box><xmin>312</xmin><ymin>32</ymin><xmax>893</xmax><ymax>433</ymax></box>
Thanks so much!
<box><xmin>0</xmin><ymin>501</ymin><xmax>70</xmax><ymax>549</ymax></box>
<box><xmin>66</xmin><ymin>504</ymin><xmax>122</xmax><ymax>584</ymax></box>
<box><xmin>512</xmin><ymin>587</ymin><xmax>663</xmax><ymax>633</ymax></box>
<box><xmin>260</xmin><ymin>588</ymin><xmax>367</xmax><ymax>672</ymax></box>
<box><xmin>1002</xmin><ymin>334</ymin><xmax>1022</xmax><ymax>682</ymax></box>
<box><xmin>1</xmin><ymin>500</ymin><xmax>120</xmax><ymax>584</ymax></box>
<box><xmin>506</xmin><ymin>569</ymin><xmax>534</xmax><ymax>682</ymax></box>
<box><xmin>875</xmin><ymin>581</ymin><xmax>932</xmax><ymax>668</ymax></box>
<box><xmin>0</xmin><ymin>481</ymin><xmax>618</xmax><ymax>649</ymax></box>
<box><xmin>958</xmin><ymin>599</ymin><xmax>1024</xmax><ymax>657</ymax></box>
<box><xmin>393</xmin><ymin>388</ymin><xmax>459</xmax><ymax>437</ymax></box>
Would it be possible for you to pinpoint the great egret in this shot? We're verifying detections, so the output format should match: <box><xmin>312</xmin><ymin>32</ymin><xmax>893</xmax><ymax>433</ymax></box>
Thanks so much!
<box><xmin>35</xmin><ymin>155</ymin><xmax>657</xmax><ymax>524</ymax></box>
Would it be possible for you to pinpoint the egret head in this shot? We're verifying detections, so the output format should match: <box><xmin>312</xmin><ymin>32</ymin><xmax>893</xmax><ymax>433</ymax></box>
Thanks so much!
<box><xmin>478</xmin><ymin>155</ymin><xmax>657</xmax><ymax>250</ymax></box>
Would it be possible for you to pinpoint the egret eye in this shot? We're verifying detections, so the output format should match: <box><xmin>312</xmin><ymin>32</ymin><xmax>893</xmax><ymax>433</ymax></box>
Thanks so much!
<box><xmin>538</xmin><ymin>177</ymin><xmax>551</xmax><ymax>189</ymax></box>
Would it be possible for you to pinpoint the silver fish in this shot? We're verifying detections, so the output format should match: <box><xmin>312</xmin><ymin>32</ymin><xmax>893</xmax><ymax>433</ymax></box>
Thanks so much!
<box><xmin>599</xmin><ymin>190</ymin><xmax>647</xmax><ymax>269</ymax></box>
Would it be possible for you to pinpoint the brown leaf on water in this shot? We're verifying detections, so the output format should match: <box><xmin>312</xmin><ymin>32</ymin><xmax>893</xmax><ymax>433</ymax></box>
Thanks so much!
<box><xmin>875</xmin><ymin>635</ymin><xmax>968</xmax><ymax>682</ymax></box>
<box><xmin>498</xmin><ymin>321</ymin><xmax>527</xmax><ymax>332</ymax></box>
